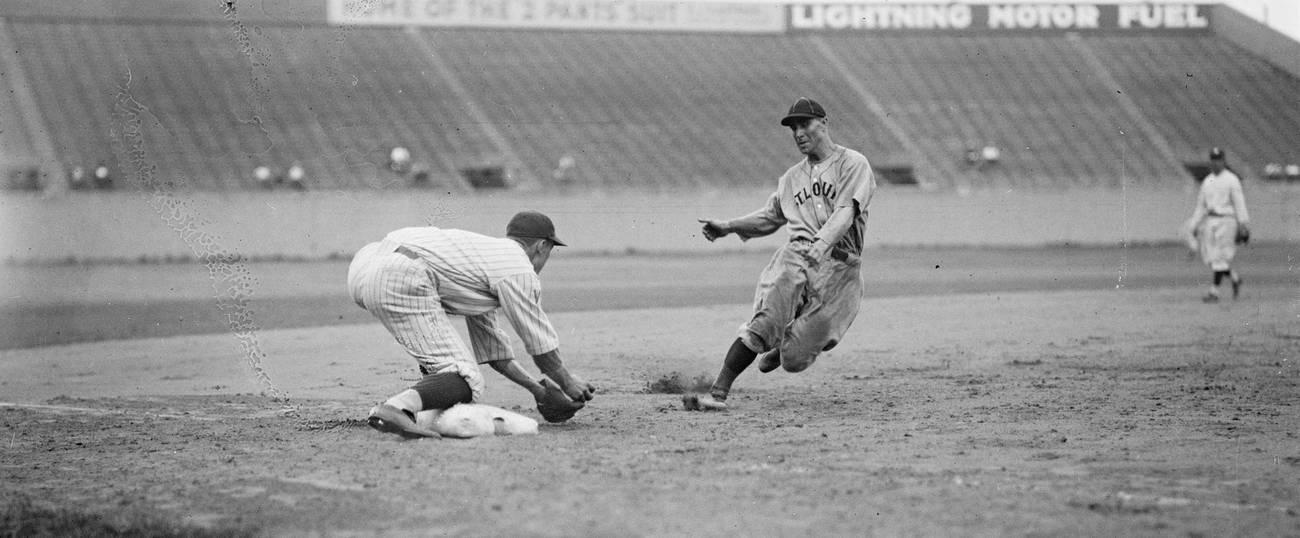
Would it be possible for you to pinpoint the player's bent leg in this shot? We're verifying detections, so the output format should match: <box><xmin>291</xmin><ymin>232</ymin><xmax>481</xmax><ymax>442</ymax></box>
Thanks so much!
<box><xmin>411</xmin><ymin>370</ymin><xmax>474</xmax><ymax>410</ymax></box>
<box><xmin>744</xmin><ymin>250</ymin><xmax>808</xmax><ymax>357</ymax></box>
<box><xmin>780</xmin><ymin>317</ymin><xmax>833</xmax><ymax>373</ymax></box>
<box><xmin>686</xmin><ymin>245</ymin><xmax>813</xmax><ymax>412</ymax></box>
<box><xmin>369</xmin><ymin>370</ymin><xmax>475</xmax><ymax>438</ymax></box>
<box><xmin>780</xmin><ymin>260</ymin><xmax>862</xmax><ymax>374</ymax></box>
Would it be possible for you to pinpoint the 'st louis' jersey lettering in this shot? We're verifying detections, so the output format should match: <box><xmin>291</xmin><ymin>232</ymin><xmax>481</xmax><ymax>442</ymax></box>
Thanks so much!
<box><xmin>760</xmin><ymin>146</ymin><xmax>876</xmax><ymax>256</ymax></box>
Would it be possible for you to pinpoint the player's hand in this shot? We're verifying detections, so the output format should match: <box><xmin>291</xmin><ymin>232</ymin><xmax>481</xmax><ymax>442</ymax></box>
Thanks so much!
<box><xmin>804</xmin><ymin>238</ymin><xmax>831</xmax><ymax>266</ymax></box>
<box><xmin>546</xmin><ymin>370</ymin><xmax>595</xmax><ymax>402</ymax></box>
<box><xmin>1235</xmin><ymin>223</ymin><xmax>1251</xmax><ymax>245</ymax></box>
<box><xmin>697</xmin><ymin>219</ymin><xmax>730</xmax><ymax>242</ymax></box>
<box><xmin>561</xmin><ymin>376</ymin><xmax>596</xmax><ymax>402</ymax></box>
<box><xmin>536</xmin><ymin>379</ymin><xmax>586</xmax><ymax>423</ymax></box>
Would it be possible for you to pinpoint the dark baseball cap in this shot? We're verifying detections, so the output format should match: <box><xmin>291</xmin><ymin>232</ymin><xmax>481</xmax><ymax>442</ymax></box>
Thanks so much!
<box><xmin>1209</xmin><ymin>147</ymin><xmax>1226</xmax><ymax>160</ymax></box>
<box><xmin>780</xmin><ymin>97</ymin><xmax>826</xmax><ymax>127</ymax></box>
<box><xmin>507</xmin><ymin>210</ymin><xmax>566</xmax><ymax>246</ymax></box>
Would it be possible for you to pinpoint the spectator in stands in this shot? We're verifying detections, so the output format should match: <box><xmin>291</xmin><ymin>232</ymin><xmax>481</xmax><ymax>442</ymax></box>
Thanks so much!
<box><xmin>964</xmin><ymin>145</ymin><xmax>1000</xmax><ymax>171</ymax></box>
<box><xmin>552</xmin><ymin>154</ymin><xmax>576</xmax><ymax>186</ymax></box>
<box><xmin>68</xmin><ymin>166</ymin><xmax>89</xmax><ymax>190</ymax></box>
<box><xmin>92</xmin><ymin>162</ymin><xmax>112</xmax><ymax>189</ymax></box>
<box><xmin>1263</xmin><ymin>163</ymin><xmax>1284</xmax><ymax>180</ymax></box>
<box><xmin>286</xmin><ymin>161</ymin><xmax>306</xmax><ymax>191</ymax></box>
<box><xmin>254</xmin><ymin>165</ymin><xmax>276</xmax><ymax>189</ymax></box>
<box><xmin>389</xmin><ymin>146</ymin><xmax>412</xmax><ymax>175</ymax></box>
<box><xmin>981</xmin><ymin>145</ymin><xmax>1001</xmax><ymax>164</ymax></box>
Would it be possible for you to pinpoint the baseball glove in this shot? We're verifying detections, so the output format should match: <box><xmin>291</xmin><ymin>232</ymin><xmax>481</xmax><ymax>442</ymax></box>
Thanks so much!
<box><xmin>536</xmin><ymin>379</ymin><xmax>585</xmax><ymax>423</ymax></box>
<box><xmin>1235</xmin><ymin>223</ymin><xmax>1251</xmax><ymax>245</ymax></box>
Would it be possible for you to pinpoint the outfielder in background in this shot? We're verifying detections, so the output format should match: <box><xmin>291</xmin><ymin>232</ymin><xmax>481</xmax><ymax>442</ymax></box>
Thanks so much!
<box><xmin>347</xmin><ymin>211</ymin><xmax>595</xmax><ymax>438</ymax></box>
<box><xmin>1183</xmin><ymin>147</ymin><xmax>1250</xmax><ymax>303</ymax></box>
<box><xmin>686</xmin><ymin>98</ymin><xmax>875</xmax><ymax>411</ymax></box>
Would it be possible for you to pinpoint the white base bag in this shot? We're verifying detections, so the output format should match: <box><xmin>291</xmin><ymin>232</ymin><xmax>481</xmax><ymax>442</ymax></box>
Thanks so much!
<box><xmin>414</xmin><ymin>403</ymin><xmax>540</xmax><ymax>438</ymax></box>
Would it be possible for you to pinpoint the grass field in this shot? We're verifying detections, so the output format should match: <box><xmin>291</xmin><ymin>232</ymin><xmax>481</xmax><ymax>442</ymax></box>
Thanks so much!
<box><xmin>2</xmin><ymin>244</ymin><xmax>1298</xmax><ymax>536</ymax></box>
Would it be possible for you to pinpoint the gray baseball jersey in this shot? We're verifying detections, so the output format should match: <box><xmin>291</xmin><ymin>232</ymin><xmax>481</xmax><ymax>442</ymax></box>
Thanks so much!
<box><xmin>738</xmin><ymin>145</ymin><xmax>876</xmax><ymax>255</ymax></box>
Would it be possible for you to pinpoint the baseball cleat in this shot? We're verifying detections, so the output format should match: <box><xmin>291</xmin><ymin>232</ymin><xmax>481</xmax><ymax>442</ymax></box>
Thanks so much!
<box><xmin>756</xmin><ymin>350</ymin><xmax>782</xmax><ymax>373</ymax></box>
<box><xmin>1231</xmin><ymin>277</ymin><xmax>1242</xmax><ymax>299</ymax></box>
<box><xmin>368</xmin><ymin>404</ymin><xmax>440</xmax><ymax>439</ymax></box>
<box><xmin>681</xmin><ymin>393</ymin><xmax>728</xmax><ymax>412</ymax></box>
<box><xmin>1201</xmin><ymin>293</ymin><xmax>1220</xmax><ymax>304</ymax></box>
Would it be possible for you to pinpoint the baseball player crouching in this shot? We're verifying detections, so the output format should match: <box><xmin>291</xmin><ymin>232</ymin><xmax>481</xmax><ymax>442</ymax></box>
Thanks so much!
<box><xmin>686</xmin><ymin>98</ymin><xmax>875</xmax><ymax>411</ymax></box>
<box><xmin>347</xmin><ymin>211</ymin><xmax>595</xmax><ymax>438</ymax></box>
<box><xmin>1183</xmin><ymin>147</ymin><xmax>1250</xmax><ymax>303</ymax></box>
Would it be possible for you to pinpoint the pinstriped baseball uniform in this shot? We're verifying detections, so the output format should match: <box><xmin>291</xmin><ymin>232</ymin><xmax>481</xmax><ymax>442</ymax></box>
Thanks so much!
<box><xmin>738</xmin><ymin>145</ymin><xmax>876</xmax><ymax>370</ymax></box>
<box><xmin>1187</xmin><ymin>168</ymin><xmax>1249</xmax><ymax>271</ymax></box>
<box><xmin>347</xmin><ymin>227</ymin><xmax>559</xmax><ymax>401</ymax></box>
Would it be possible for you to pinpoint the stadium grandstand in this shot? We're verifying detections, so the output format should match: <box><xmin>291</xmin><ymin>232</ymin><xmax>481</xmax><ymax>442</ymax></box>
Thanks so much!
<box><xmin>1</xmin><ymin>1</ymin><xmax>1298</xmax><ymax>193</ymax></box>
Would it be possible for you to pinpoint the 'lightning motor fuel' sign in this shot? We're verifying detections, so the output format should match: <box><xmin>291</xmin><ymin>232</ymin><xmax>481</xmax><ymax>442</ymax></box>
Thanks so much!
<box><xmin>789</xmin><ymin>3</ymin><xmax>1211</xmax><ymax>32</ymax></box>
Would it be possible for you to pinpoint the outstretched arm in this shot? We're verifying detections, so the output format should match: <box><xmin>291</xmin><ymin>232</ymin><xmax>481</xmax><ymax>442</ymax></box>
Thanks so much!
<box><xmin>699</xmin><ymin>192</ymin><xmax>786</xmax><ymax>241</ymax></box>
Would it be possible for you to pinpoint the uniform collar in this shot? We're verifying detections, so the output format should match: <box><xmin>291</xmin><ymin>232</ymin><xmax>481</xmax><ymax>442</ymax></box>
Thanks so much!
<box><xmin>806</xmin><ymin>145</ymin><xmax>844</xmax><ymax>167</ymax></box>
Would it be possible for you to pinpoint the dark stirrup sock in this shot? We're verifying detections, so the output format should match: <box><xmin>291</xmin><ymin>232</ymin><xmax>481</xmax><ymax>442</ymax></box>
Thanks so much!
<box><xmin>711</xmin><ymin>338</ymin><xmax>759</xmax><ymax>400</ymax></box>
<box><xmin>411</xmin><ymin>371</ymin><xmax>473</xmax><ymax>411</ymax></box>
<box><xmin>1213</xmin><ymin>270</ymin><xmax>1229</xmax><ymax>286</ymax></box>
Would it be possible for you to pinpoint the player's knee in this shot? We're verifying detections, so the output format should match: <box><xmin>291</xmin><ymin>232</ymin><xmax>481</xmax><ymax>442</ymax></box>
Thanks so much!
<box><xmin>781</xmin><ymin>354</ymin><xmax>816</xmax><ymax>373</ymax></box>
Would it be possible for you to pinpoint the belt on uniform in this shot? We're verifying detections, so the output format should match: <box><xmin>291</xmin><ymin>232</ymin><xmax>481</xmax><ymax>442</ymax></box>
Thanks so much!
<box><xmin>791</xmin><ymin>237</ymin><xmax>851</xmax><ymax>262</ymax></box>
<box><xmin>395</xmin><ymin>245</ymin><xmax>421</xmax><ymax>260</ymax></box>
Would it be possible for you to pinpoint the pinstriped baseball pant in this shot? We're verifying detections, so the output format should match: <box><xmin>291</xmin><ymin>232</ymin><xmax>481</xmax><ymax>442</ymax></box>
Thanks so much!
<box><xmin>347</xmin><ymin>240</ymin><xmax>486</xmax><ymax>401</ymax></box>
<box><xmin>738</xmin><ymin>240</ymin><xmax>863</xmax><ymax>372</ymax></box>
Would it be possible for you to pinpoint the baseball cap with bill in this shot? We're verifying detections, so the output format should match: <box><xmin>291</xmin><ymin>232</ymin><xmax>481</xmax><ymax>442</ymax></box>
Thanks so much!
<box><xmin>507</xmin><ymin>210</ymin><xmax>567</xmax><ymax>246</ymax></box>
<box><xmin>780</xmin><ymin>97</ymin><xmax>826</xmax><ymax>127</ymax></box>
<box><xmin>1209</xmin><ymin>147</ymin><xmax>1226</xmax><ymax>160</ymax></box>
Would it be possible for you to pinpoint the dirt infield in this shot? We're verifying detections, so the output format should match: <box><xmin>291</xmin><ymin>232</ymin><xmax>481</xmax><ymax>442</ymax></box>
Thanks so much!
<box><xmin>2</xmin><ymin>246</ymin><xmax>1299</xmax><ymax>536</ymax></box>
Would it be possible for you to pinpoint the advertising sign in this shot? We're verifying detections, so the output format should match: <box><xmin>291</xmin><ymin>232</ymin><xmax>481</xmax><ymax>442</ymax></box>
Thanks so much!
<box><xmin>328</xmin><ymin>0</ymin><xmax>785</xmax><ymax>33</ymax></box>
<box><xmin>789</xmin><ymin>3</ymin><xmax>1211</xmax><ymax>32</ymax></box>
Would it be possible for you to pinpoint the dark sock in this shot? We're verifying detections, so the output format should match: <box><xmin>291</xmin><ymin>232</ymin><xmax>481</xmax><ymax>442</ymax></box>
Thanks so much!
<box><xmin>411</xmin><ymin>371</ymin><xmax>473</xmax><ymax>411</ymax></box>
<box><xmin>1213</xmin><ymin>271</ymin><xmax>1229</xmax><ymax>286</ymax></box>
<box><xmin>711</xmin><ymin>339</ymin><xmax>758</xmax><ymax>400</ymax></box>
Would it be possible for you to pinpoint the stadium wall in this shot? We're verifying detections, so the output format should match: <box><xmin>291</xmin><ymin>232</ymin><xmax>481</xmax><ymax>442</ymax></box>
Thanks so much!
<box><xmin>2</xmin><ymin>187</ymin><xmax>1296</xmax><ymax>264</ymax></box>
<box><xmin>1211</xmin><ymin>4</ymin><xmax>1300</xmax><ymax>79</ymax></box>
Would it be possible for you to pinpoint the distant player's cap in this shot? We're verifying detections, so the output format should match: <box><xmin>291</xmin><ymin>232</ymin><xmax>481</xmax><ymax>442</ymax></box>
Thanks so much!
<box><xmin>507</xmin><ymin>210</ymin><xmax>566</xmax><ymax>246</ymax></box>
<box><xmin>1209</xmin><ymin>147</ymin><xmax>1226</xmax><ymax>160</ymax></box>
<box><xmin>780</xmin><ymin>97</ymin><xmax>826</xmax><ymax>127</ymax></box>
